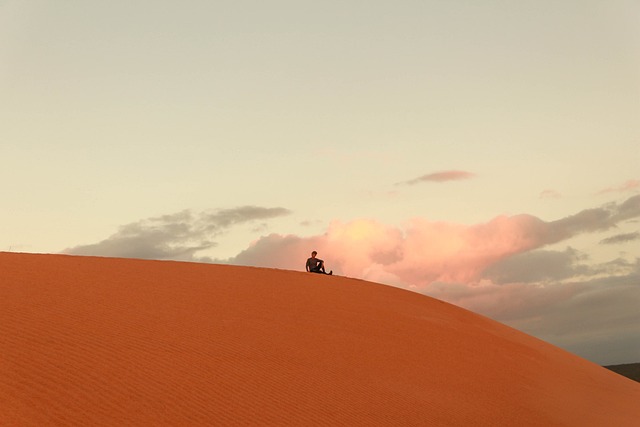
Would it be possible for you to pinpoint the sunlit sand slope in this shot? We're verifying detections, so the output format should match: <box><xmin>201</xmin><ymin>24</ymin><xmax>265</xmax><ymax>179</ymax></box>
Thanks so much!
<box><xmin>1</xmin><ymin>252</ymin><xmax>639</xmax><ymax>426</ymax></box>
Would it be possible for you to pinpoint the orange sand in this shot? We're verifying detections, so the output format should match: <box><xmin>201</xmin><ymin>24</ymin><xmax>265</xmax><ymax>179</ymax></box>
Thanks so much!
<box><xmin>1</xmin><ymin>252</ymin><xmax>639</xmax><ymax>426</ymax></box>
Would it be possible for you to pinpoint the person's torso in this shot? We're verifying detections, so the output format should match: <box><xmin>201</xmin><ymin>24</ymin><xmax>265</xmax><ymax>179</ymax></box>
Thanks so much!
<box><xmin>307</xmin><ymin>257</ymin><xmax>321</xmax><ymax>268</ymax></box>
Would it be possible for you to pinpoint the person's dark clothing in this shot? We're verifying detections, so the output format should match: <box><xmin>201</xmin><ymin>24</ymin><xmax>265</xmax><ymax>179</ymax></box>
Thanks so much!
<box><xmin>306</xmin><ymin>256</ymin><xmax>326</xmax><ymax>273</ymax></box>
<box><xmin>306</xmin><ymin>253</ymin><xmax>333</xmax><ymax>275</ymax></box>
<box><xmin>307</xmin><ymin>257</ymin><xmax>326</xmax><ymax>273</ymax></box>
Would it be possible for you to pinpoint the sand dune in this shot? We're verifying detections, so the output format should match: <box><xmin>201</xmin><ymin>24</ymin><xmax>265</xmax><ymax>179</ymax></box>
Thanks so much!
<box><xmin>1</xmin><ymin>252</ymin><xmax>639</xmax><ymax>426</ymax></box>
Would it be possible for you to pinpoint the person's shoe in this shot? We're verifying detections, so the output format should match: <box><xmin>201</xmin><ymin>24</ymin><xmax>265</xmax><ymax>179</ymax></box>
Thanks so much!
<box><xmin>328</xmin><ymin>271</ymin><xmax>333</xmax><ymax>275</ymax></box>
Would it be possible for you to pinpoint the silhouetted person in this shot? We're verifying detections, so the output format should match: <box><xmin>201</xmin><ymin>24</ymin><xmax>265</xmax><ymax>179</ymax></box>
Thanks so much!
<box><xmin>306</xmin><ymin>251</ymin><xmax>332</xmax><ymax>275</ymax></box>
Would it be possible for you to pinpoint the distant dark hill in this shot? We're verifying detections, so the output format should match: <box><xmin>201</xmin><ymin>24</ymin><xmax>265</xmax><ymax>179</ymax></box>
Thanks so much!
<box><xmin>605</xmin><ymin>363</ymin><xmax>640</xmax><ymax>383</ymax></box>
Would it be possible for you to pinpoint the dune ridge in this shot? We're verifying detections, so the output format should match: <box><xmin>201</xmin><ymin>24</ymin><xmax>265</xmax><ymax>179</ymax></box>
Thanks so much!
<box><xmin>1</xmin><ymin>252</ymin><xmax>639</xmax><ymax>426</ymax></box>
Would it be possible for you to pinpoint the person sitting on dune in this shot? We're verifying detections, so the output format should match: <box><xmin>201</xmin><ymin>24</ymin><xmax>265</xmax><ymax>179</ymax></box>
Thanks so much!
<box><xmin>306</xmin><ymin>251</ymin><xmax>332</xmax><ymax>275</ymax></box>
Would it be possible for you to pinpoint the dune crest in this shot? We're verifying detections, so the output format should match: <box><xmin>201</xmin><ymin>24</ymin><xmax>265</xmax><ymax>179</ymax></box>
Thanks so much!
<box><xmin>1</xmin><ymin>252</ymin><xmax>639</xmax><ymax>426</ymax></box>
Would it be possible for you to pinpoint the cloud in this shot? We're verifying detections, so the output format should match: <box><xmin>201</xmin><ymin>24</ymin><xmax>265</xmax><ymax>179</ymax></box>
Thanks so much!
<box><xmin>426</xmin><ymin>262</ymin><xmax>640</xmax><ymax>365</ymax></box>
<box><xmin>597</xmin><ymin>179</ymin><xmax>640</xmax><ymax>195</ymax></box>
<box><xmin>547</xmin><ymin>195</ymin><xmax>640</xmax><ymax>241</ymax></box>
<box><xmin>600</xmin><ymin>232</ymin><xmax>640</xmax><ymax>245</ymax></box>
<box><xmin>200</xmin><ymin>206</ymin><xmax>291</xmax><ymax>228</ymax></box>
<box><xmin>63</xmin><ymin>197</ymin><xmax>640</xmax><ymax>364</ymax></box>
<box><xmin>225</xmin><ymin>196</ymin><xmax>640</xmax><ymax>364</ymax></box>
<box><xmin>64</xmin><ymin>206</ymin><xmax>291</xmax><ymax>262</ymax></box>
<box><xmin>481</xmin><ymin>248</ymin><xmax>591</xmax><ymax>284</ymax></box>
<box><xmin>615</xmin><ymin>194</ymin><xmax>640</xmax><ymax>221</ymax></box>
<box><xmin>230</xmin><ymin>196</ymin><xmax>640</xmax><ymax>287</ymax></box>
<box><xmin>397</xmin><ymin>170</ymin><xmax>476</xmax><ymax>186</ymax></box>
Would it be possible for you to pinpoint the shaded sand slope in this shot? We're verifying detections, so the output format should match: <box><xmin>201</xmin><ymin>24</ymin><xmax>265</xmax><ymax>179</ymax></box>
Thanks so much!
<box><xmin>1</xmin><ymin>253</ymin><xmax>639</xmax><ymax>426</ymax></box>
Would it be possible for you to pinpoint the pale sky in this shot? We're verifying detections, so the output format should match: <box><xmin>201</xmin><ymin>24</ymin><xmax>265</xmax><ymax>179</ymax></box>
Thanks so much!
<box><xmin>1</xmin><ymin>1</ymin><xmax>639</xmax><ymax>365</ymax></box>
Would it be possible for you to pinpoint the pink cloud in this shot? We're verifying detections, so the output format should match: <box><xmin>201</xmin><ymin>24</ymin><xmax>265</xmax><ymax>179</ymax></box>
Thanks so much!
<box><xmin>597</xmin><ymin>179</ymin><xmax>640</xmax><ymax>195</ymax></box>
<box><xmin>227</xmin><ymin>197</ymin><xmax>640</xmax><ymax>365</ymax></box>
<box><xmin>399</xmin><ymin>170</ymin><xmax>476</xmax><ymax>185</ymax></box>
<box><xmin>232</xmin><ymin>214</ymin><xmax>548</xmax><ymax>288</ymax></box>
<box><xmin>230</xmin><ymin>196</ymin><xmax>640</xmax><ymax>289</ymax></box>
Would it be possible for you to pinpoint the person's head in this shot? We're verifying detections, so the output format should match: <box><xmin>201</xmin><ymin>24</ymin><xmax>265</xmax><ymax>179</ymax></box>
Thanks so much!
<box><xmin>311</xmin><ymin>251</ymin><xmax>317</xmax><ymax>257</ymax></box>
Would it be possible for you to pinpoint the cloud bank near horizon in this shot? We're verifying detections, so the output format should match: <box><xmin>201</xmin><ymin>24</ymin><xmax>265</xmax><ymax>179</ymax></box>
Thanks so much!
<box><xmin>63</xmin><ymin>196</ymin><xmax>640</xmax><ymax>364</ymax></box>
<box><xmin>224</xmin><ymin>195</ymin><xmax>640</xmax><ymax>364</ymax></box>
<box><xmin>64</xmin><ymin>206</ymin><xmax>291</xmax><ymax>261</ymax></box>
<box><xmin>230</xmin><ymin>195</ymin><xmax>640</xmax><ymax>286</ymax></box>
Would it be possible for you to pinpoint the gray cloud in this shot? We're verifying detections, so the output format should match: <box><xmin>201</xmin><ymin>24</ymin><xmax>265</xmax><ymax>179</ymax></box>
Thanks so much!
<box><xmin>200</xmin><ymin>206</ymin><xmax>291</xmax><ymax>229</ymax></box>
<box><xmin>600</xmin><ymin>232</ymin><xmax>640</xmax><ymax>245</ymax></box>
<box><xmin>546</xmin><ymin>195</ymin><xmax>640</xmax><ymax>243</ymax></box>
<box><xmin>614</xmin><ymin>194</ymin><xmax>640</xmax><ymax>222</ymax></box>
<box><xmin>64</xmin><ymin>206</ymin><xmax>291</xmax><ymax>262</ymax></box>
<box><xmin>482</xmin><ymin>248</ymin><xmax>591</xmax><ymax>285</ymax></box>
<box><xmin>505</xmin><ymin>268</ymin><xmax>640</xmax><ymax>366</ymax></box>
<box><xmin>428</xmin><ymin>259</ymin><xmax>640</xmax><ymax>365</ymax></box>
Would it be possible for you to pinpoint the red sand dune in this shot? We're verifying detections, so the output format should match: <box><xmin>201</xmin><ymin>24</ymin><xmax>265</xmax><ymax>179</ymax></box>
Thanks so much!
<box><xmin>1</xmin><ymin>252</ymin><xmax>639</xmax><ymax>426</ymax></box>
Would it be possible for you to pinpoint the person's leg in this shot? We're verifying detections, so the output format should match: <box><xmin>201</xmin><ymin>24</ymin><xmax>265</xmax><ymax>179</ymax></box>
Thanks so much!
<box><xmin>310</xmin><ymin>265</ymin><xmax>332</xmax><ymax>275</ymax></box>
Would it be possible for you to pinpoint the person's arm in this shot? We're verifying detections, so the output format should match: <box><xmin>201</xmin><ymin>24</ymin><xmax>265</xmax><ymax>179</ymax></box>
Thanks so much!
<box><xmin>305</xmin><ymin>259</ymin><xmax>310</xmax><ymax>272</ymax></box>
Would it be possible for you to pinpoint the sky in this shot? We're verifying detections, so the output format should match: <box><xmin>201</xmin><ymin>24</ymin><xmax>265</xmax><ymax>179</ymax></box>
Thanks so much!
<box><xmin>1</xmin><ymin>1</ymin><xmax>639</xmax><ymax>366</ymax></box>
